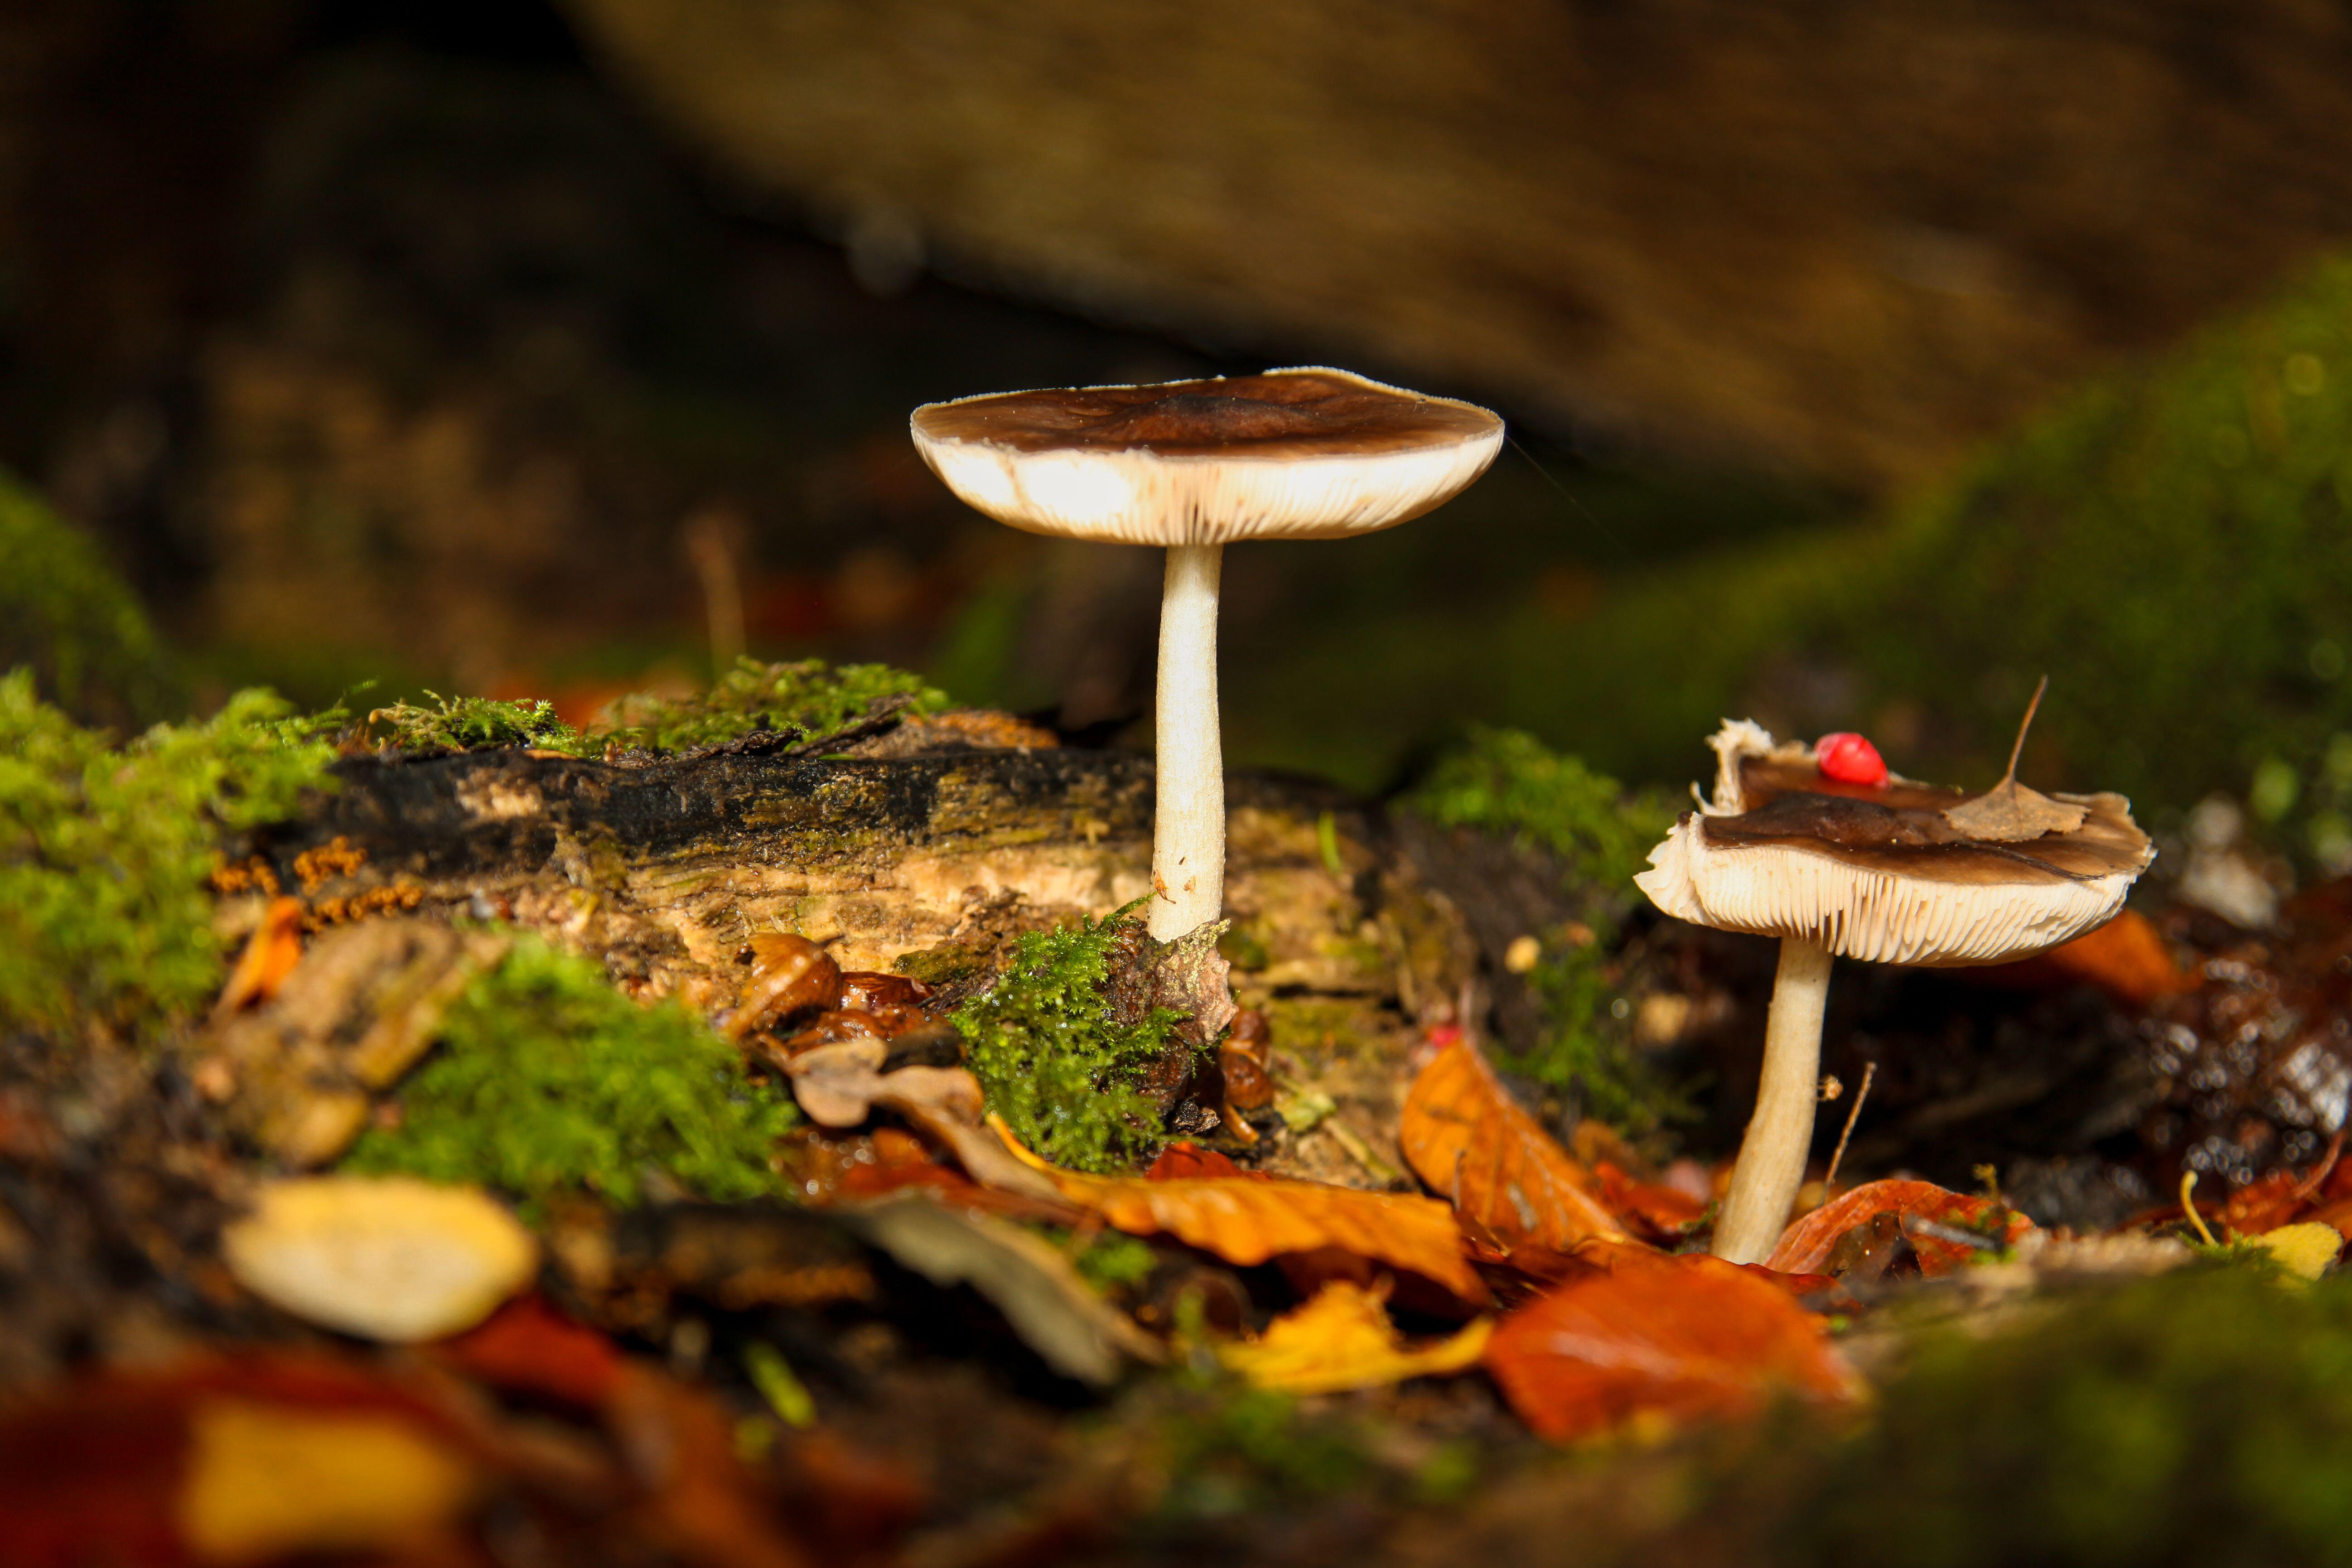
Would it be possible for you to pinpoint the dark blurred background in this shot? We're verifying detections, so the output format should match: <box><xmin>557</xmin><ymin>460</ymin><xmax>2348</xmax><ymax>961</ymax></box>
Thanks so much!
<box><xmin>8</xmin><ymin>0</ymin><xmax>2352</xmax><ymax>884</ymax></box>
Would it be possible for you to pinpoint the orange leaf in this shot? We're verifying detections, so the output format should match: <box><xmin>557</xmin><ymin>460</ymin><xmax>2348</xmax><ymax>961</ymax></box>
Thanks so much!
<box><xmin>1219</xmin><ymin>1282</ymin><xmax>1492</xmax><ymax>1394</ymax></box>
<box><xmin>1593</xmin><ymin>1161</ymin><xmax>1708</xmax><ymax>1240</ymax></box>
<box><xmin>1484</xmin><ymin>1253</ymin><xmax>1859</xmax><ymax>1443</ymax></box>
<box><xmin>1147</xmin><ymin>1142</ymin><xmax>1256</xmax><ymax>1182</ymax></box>
<box><xmin>1766</xmin><ymin>1179</ymin><xmax>2034</xmax><ymax>1278</ymax></box>
<box><xmin>216</xmin><ymin>896</ymin><xmax>306</xmax><ymax>1015</ymax></box>
<box><xmin>1979</xmin><ymin>910</ymin><xmax>2193</xmax><ymax>1008</ymax></box>
<box><xmin>994</xmin><ymin>1121</ymin><xmax>1488</xmax><ymax>1304</ymax></box>
<box><xmin>1399</xmin><ymin>1042</ymin><xmax>1624</xmax><ymax>1251</ymax></box>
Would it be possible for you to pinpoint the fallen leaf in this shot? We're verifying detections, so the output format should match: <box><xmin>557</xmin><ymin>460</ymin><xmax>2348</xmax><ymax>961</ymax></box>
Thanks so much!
<box><xmin>223</xmin><ymin>1176</ymin><xmax>538</xmax><ymax>1342</ymax></box>
<box><xmin>1981</xmin><ymin>909</ymin><xmax>2195</xmax><ymax>1007</ymax></box>
<box><xmin>434</xmin><ymin>1293</ymin><xmax>624</xmax><ymax>1408</ymax></box>
<box><xmin>1767</xmin><ymin>1179</ymin><xmax>2034</xmax><ymax>1278</ymax></box>
<box><xmin>2245</xmin><ymin>1221</ymin><xmax>2343</xmax><ymax>1281</ymax></box>
<box><xmin>780</xmin><ymin>1051</ymin><xmax>1065</xmax><ymax>1203</ymax></box>
<box><xmin>1942</xmin><ymin>780</ymin><xmax>2088</xmax><ymax>841</ymax></box>
<box><xmin>1399</xmin><ymin>1042</ymin><xmax>1624</xmax><ymax>1252</ymax></box>
<box><xmin>215</xmin><ymin>896</ymin><xmax>306</xmax><ymax>1016</ymax></box>
<box><xmin>837</xmin><ymin>1193</ymin><xmax>1163</xmax><ymax>1385</ymax></box>
<box><xmin>179</xmin><ymin>1397</ymin><xmax>478</xmax><ymax>1564</ymax></box>
<box><xmin>1219</xmin><ymin>1281</ymin><xmax>1492</xmax><ymax>1394</ymax></box>
<box><xmin>1147</xmin><ymin>1141</ymin><xmax>1257</xmax><ymax>1181</ymax></box>
<box><xmin>1593</xmin><ymin>1160</ymin><xmax>1709</xmax><ymax>1240</ymax></box>
<box><xmin>727</xmin><ymin>932</ymin><xmax>843</xmax><ymax>1040</ymax></box>
<box><xmin>0</xmin><ymin>1358</ymin><xmax>490</xmax><ymax>1568</ymax></box>
<box><xmin>1484</xmin><ymin>1253</ymin><xmax>1860</xmax><ymax>1442</ymax></box>
<box><xmin>995</xmin><ymin>1117</ymin><xmax>1488</xmax><ymax>1304</ymax></box>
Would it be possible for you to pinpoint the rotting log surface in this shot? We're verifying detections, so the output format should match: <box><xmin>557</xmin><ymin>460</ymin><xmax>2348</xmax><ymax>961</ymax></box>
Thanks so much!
<box><xmin>244</xmin><ymin>741</ymin><xmax>1482</xmax><ymax>1189</ymax></box>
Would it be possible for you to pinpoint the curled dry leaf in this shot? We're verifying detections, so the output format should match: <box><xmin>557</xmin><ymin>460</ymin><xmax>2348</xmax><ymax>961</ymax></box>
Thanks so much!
<box><xmin>995</xmin><ymin>1118</ymin><xmax>1488</xmax><ymax>1304</ymax></box>
<box><xmin>837</xmin><ymin>1194</ymin><xmax>1163</xmax><ymax>1386</ymax></box>
<box><xmin>781</xmin><ymin>1050</ymin><xmax>1065</xmax><ymax>1204</ymax></box>
<box><xmin>1766</xmin><ymin>1178</ymin><xmax>2035</xmax><ymax>1279</ymax></box>
<box><xmin>1399</xmin><ymin>1042</ymin><xmax>1624</xmax><ymax>1252</ymax></box>
<box><xmin>215</xmin><ymin>895</ymin><xmax>307</xmax><ymax>1016</ymax></box>
<box><xmin>1219</xmin><ymin>1281</ymin><xmax>1492</xmax><ymax>1394</ymax></box>
<box><xmin>728</xmin><ymin>933</ymin><xmax>843</xmax><ymax>1041</ymax></box>
<box><xmin>1484</xmin><ymin>1252</ymin><xmax>1860</xmax><ymax>1443</ymax></box>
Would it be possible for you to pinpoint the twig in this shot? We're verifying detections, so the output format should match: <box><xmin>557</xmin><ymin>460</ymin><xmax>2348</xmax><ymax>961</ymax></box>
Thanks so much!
<box><xmin>1822</xmin><ymin>1061</ymin><xmax>1876</xmax><ymax>1190</ymax></box>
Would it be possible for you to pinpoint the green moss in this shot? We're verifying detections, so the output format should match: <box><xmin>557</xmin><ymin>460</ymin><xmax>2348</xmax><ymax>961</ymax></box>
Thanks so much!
<box><xmin>890</xmin><ymin>942</ymin><xmax>992</xmax><ymax>989</ymax></box>
<box><xmin>363</xmin><ymin>659</ymin><xmax>950</xmax><ymax>760</ymax></box>
<box><xmin>593</xmin><ymin>656</ymin><xmax>948</xmax><ymax>753</ymax></box>
<box><xmin>1070</xmin><ymin>1230</ymin><xmax>1159</xmax><ymax>1291</ymax></box>
<box><xmin>0</xmin><ymin>468</ymin><xmax>174</xmax><ymax>727</ymax></box>
<box><xmin>1407</xmin><ymin>724</ymin><xmax>1677</xmax><ymax>891</ymax></box>
<box><xmin>345</xmin><ymin>933</ymin><xmax>798</xmax><ymax>1210</ymax></box>
<box><xmin>368</xmin><ymin>691</ymin><xmax>580</xmax><ymax>753</ymax></box>
<box><xmin>952</xmin><ymin>907</ymin><xmax>1187</xmax><ymax>1173</ymax></box>
<box><xmin>1407</xmin><ymin>728</ymin><xmax>1693</xmax><ymax>1138</ymax></box>
<box><xmin>1786</xmin><ymin>1264</ymin><xmax>2352</xmax><ymax>1568</ymax></box>
<box><xmin>0</xmin><ymin>670</ymin><xmax>338</xmax><ymax>1039</ymax></box>
<box><xmin>1152</xmin><ymin>1380</ymin><xmax>1372</xmax><ymax>1524</ymax></box>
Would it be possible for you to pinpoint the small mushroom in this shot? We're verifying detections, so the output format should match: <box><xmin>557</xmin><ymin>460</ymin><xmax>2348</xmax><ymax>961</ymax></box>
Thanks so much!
<box><xmin>912</xmin><ymin>368</ymin><xmax>1502</xmax><ymax>939</ymax></box>
<box><xmin>1634</xmin><ymin>719</ymin><xmax>2154</xmax><ymax>1264</ymax></box>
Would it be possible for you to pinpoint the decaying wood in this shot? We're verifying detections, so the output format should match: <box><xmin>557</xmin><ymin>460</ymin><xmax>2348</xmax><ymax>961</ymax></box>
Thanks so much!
<box><xmin>227</xmin><ymin>736</ymin><xmax>1484</xmax><ymax>1187</ymax></box>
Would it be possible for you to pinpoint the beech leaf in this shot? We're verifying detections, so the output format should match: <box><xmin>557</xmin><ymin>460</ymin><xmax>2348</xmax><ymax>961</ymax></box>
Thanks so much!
<box><xmin>1399</xmin><ymin>1041</ymin><xmax>1625</xmax><ymax>1252</ymax></box>
<box><xmin>1484</xmin><ymin>1251</ymin><xmax>1860</xmax><ymax>1443</ymax></box>
<box><xmin>993</xmin><ymin>1117</ymin><xmax>1488</xmax><ymax>1303</ymax></box>
<box><xmin>1766</xmin><ymin>1178</ymin><xmax>2034</xmax><ymax>1278</ymax></box>
<box><xmin>1220</xmin><ymin>1281</ymin><xmax>1492</xmax><ymax>1394</ymax></box>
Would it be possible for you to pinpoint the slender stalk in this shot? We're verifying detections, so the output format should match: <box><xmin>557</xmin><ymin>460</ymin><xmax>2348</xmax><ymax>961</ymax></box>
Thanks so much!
<box><xmin>1149</xmin><ymin>543</ymin><xmax>1225</xmax><ymax>941</ymax></box>
<box><xmin>1711</xmin><ymin>936</ymin><xmax>1835</xmax><ymax>1264</ymax></box>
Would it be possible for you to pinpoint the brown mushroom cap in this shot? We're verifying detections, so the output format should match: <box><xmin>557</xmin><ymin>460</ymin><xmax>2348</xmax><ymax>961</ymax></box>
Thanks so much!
<box><xmin>1636</xmin><ymin>721</ymin><xmax>2155</xmax><ymax>966</ymax></box>
<box><xmin>909</xmin><ymin>367</ymin><xmax>1503</xmax><ymax>545</ymax></box>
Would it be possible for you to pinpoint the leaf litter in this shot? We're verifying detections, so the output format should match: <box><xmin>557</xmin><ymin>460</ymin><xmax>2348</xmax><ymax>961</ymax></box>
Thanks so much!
<box><xmin>21</xmin><ymin>673</ymin><xmax>2352</xmax><ymax>1567</ymax></box>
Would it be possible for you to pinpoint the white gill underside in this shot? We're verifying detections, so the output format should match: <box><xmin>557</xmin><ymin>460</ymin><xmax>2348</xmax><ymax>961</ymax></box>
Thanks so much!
<box><xmin>910</xmin><ymin>426</ymin><xmax>1506</xmax><ymax>546</ymax></box>
<box><xmin>1633</xmin><ymin>815</ymin><xmax>2138</xmax><ymax>968</ymax></box>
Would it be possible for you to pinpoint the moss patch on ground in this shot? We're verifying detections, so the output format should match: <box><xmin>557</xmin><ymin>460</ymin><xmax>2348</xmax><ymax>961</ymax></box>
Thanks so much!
<box><xmin>1777</xmin><ymin>1262</ymin><xmax>2352</xmax><ymax>1568</ymax></box>
<box><xmin>953</xmin><ymin>907</ymin><xmax>1187</xmax><ymax>1174</ymax></box>
<box><xmin>0</xmin><ymin>470</ymin><xmax>175</xmax><ymax>729</ymax></box>
<box><xmin>0</xmin><ymin>670</ymin><xmax>337</xmax><ymax>1040</ymax></box>
<box><xmin>345</xmin><ymin>933</ymin><xmax>798</xmax><ymax>1210</ymax></box>
<box><xmin>1406</xmin><ymin>727</ymin><xmax>1694</xmax><ymax>1138</ymax></box>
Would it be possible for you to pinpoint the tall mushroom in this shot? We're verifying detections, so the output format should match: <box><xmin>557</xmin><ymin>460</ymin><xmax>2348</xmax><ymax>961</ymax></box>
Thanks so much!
<box><xmin>1635</xmin><ymin>717</ymin><xmax>2155</xmax><ymax>1264</ymax></box>
<box><xmin>912</xmin><ymin>368</ymin><xmax>1503</xmax><ymax>940</ymax></box>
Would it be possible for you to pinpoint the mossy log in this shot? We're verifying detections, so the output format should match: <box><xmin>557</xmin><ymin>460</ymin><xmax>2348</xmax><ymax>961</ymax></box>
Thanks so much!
<box><xmin>232</xmin><ymin>737</ymin><xmax>1490</xmax><ymax>1188</ymax></box>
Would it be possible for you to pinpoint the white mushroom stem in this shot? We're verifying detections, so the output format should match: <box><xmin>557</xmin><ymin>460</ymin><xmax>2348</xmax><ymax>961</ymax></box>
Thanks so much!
<box><xmin>1149</xmin><ymin>542</ymin><xmax>1226</xmax><ymax>941</ymax></box>
<box><xmin>1712</xmin><ymin>936</ymin><xmax>1835</xmax><ymax>1264</ymax></box>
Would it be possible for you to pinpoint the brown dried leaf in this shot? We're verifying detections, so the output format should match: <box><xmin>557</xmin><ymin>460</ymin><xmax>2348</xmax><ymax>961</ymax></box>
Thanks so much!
<box><xmin>1943</xmin><ymin>780</ymin><xmax>2090</xmax><ymax>842</ymax></box>
<box><xmin>1485</xmin><ymin>1252</ymin><xmax>1860</xmax><ymax>1443</ymax></box>
<box><xmin>996</xmin><ymin>1119</ymin><xmax>1488</xmax><ymax>1303</ymax></box>
<box><xmin>1399</xmin><ymin>1042</ymin><xmax>1625</xmax><ymax>1252</ymax></box>
<box><xmin>1766</xmin><ymin>1178</ymin><xmax>2034</xmax><ymax>1278</ymax></box>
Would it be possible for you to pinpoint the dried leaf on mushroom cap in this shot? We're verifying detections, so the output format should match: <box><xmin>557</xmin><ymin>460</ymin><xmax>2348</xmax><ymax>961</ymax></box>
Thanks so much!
<box><xmin>1940</xmin><ymin>677</ymin><xmax>2089</xmax><ymax>843</ymax></box>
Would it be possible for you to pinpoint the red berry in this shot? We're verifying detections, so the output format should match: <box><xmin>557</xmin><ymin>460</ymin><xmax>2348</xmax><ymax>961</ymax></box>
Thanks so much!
<box><xmin>1816</xmin><ymin>732</ymin><xmax>1888</xmax><ymax>786</ymax></box>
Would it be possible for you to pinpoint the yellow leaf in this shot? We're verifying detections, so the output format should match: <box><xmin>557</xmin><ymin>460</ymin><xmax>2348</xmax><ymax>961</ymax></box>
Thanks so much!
<box><xmin>2247</xmin><ymin>1221</ymin><xmax>2343</xmax><ymax>1282</ymax></box>
<box><xmin>178</xmin><ymin>1399</ymin><xmax>477</xmax><ymax>1563</ymax></box>
<box><xmin>1220</xmin><ymin>1282</ymin><xmax>1493</xmax><ymax>1395</ymax></box>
